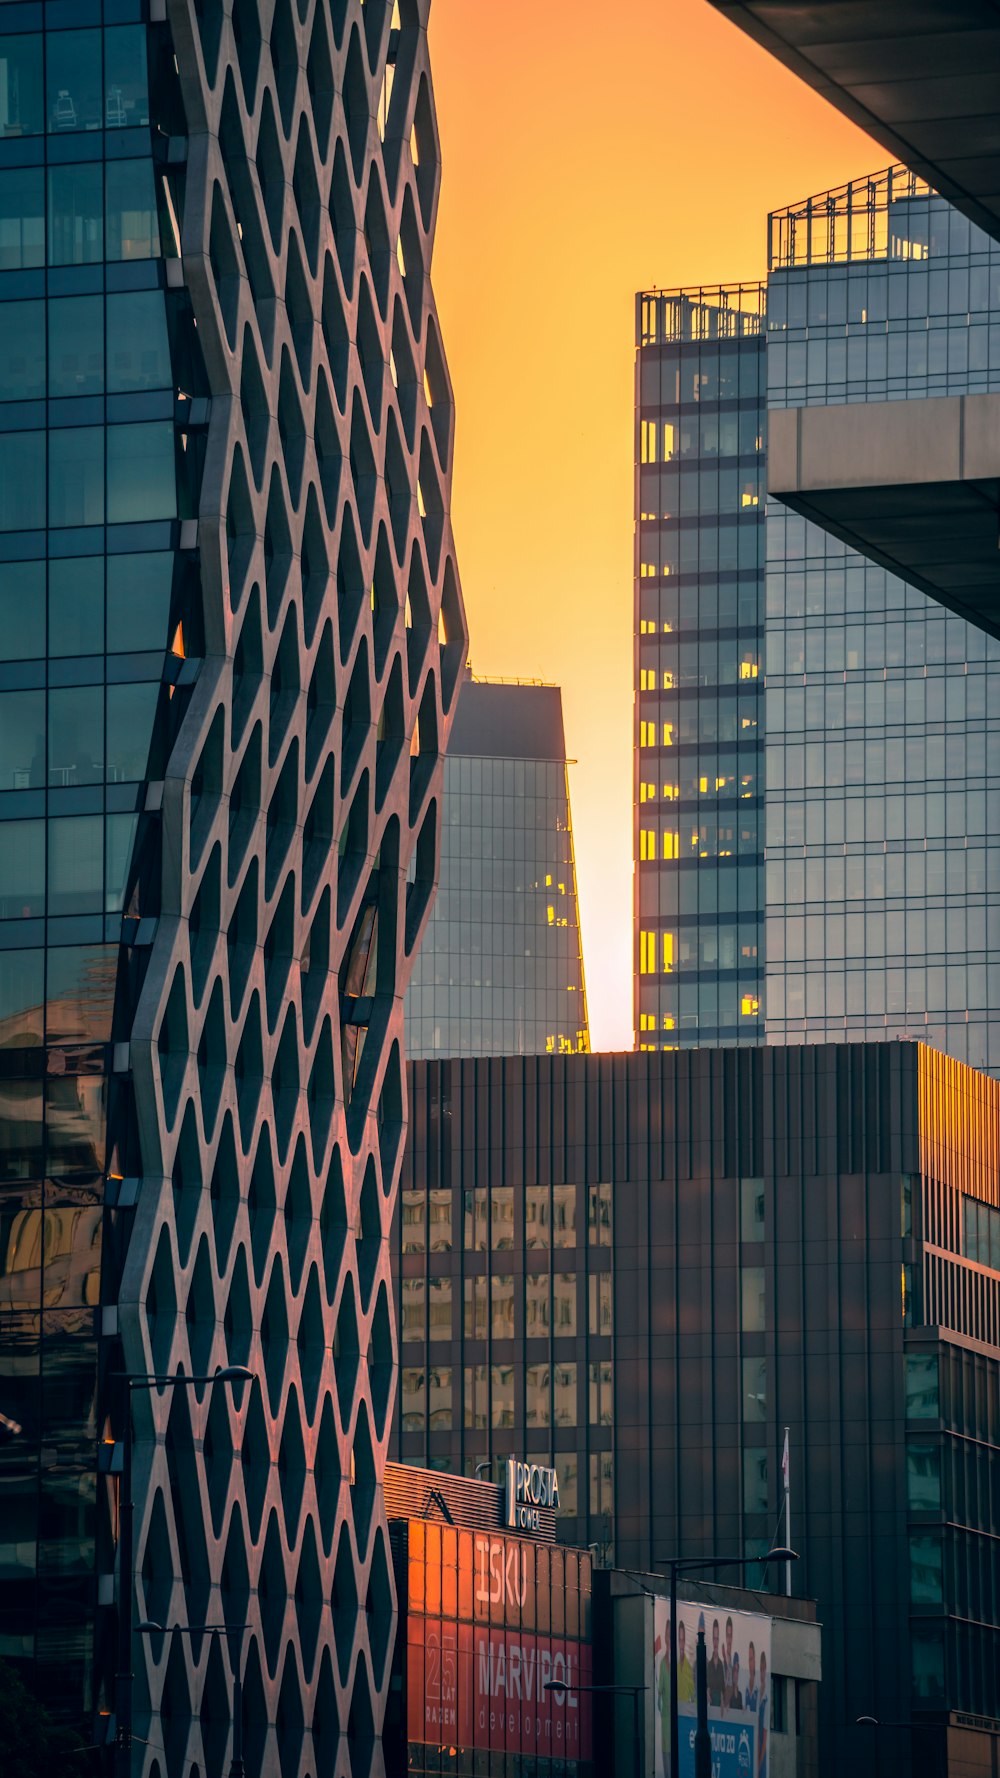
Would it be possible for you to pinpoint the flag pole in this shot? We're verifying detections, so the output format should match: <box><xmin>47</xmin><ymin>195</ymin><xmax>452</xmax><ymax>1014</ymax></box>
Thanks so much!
<box><xmin>782</xmin><ymin>1427</ymin><xmax>791</xmax><ymax>1596</ymax></box>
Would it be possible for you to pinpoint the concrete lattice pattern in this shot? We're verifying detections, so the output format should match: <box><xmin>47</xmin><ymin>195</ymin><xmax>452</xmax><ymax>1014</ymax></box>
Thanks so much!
<box><xmin>116</xmin><ymin>3</ymin><xmax>466</xmax><ymax>1771</ymax></box>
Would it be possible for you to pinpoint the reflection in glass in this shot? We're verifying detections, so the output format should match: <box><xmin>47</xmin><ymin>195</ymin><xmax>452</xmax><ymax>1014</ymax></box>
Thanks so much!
<box><xmin>107</xmin><ymin>682</ymin><xmax>158</xmax><ymax>783</ymax></box>
<box><xmin>105</xmin><ymin>159</ymin><xmax>159</xmax><ymax>261</ymax></box>
<box><xmin>740</xmin><ymin>1177</ymin><xmax>765</xmax><ymax>1241</ymax></box>
<box><xmin>741</xmin><ymin>1266</ymin><xmax>766</xmax><ymax>1332</ymax></box>
<box><xmin>0</xmin><ymin>1185</ymin><xmax>43</xmax><ymax>1308</ymax></box>
<box><xmin>106</xmin><ymin>552</ymin><xmax>173</xmax><ymax>652</ymax></box>
<box><xmin>908</xmin><ymin>1531</ymin><xmax>943</xmax><ymax>1603</ymax></box>
<box><xmin>490</xmin><ymin>1273</ymin><xmax>514</xmax><ymax>1338</ymax></box>
<box><xmin>428</xmin><ymin>1365</ymin><xmax>452</xmax><ymax>1430</ymax></box>
<box><xmin>49</xmin><ymin>296</ymin><xmax>103</xmax><ymax>398</ymax></box>
<box><xmin>48</xmin><ymin>686</ymin><xmax>104</xmax><ymax>788</ymax></box>
<box><xmin>429</xmin><ymin>1188</ymin><xmax>451</xmax><ymax>1251</ymax></box>
<box><xmin>526</xmin><ymin>1362</ymin><xmax>550</xmax><ymax>1427</ymax></box>
<box><xmin>48</xmin><ymin>164</ymin><xmax>103</xmax><ymax>266</ymax></box>
<box><xmin>401</xmin><ymin>1365</ymin><xmax>425</xmax><ymax>1431</ymax></box>
<box><xmin>552</xmin><ymin>1184</ymin><xmax>576</xmax><ymax>1247</ymax></box>
<box><xmin>742</xmin><ymin>1447</ymin><xmax>768</xmax><ymax>1514</ymax></box>
<box><xmin>401</xmin><ymin>1189</ymin><xmax>425</xmax><ymax>1254</ymax></box>
<box><xmin>490</xmin><ymin>1186</ymin><xmax>514</xmax><ymax>1249</ymax></box>
<box><xmin>553</xmin><ymin>1361</ymin><xmax>576</xmax><ymax>1425</ymax></box>
<box><xmin>48</xmin><ymin>816</ymin><xmax>103</xmax><ymax>916</ymax></box>
<box><xmin>906</xmin><ymin>1443</ymin><xmax>941</xmax><ymax>1512</ymax></box>
<box><xmin>105</xmin><ymin>813</ymin><xmax>138</xmax><ymax>913</ymax></box>
<box><xmin>526</xmin><ymin>1185</ymin><xmax>550</xmax><ymax>1248</ymax></box>
<box><xmin>0</xmin><ymin>168</ymin><xmax>44</xmax><ymax>269</ymax></box>
<box><xmin>0</xmin><ymin>689</ymin><xmax>45</xmax><ymax>790</ymax></box>
<box><xmin>46</xmin><ymin>947</ymin><xmax>117</xmax><ymax>1047</ymax></box>
<box><xmin>106</xmin><ymin>422</ymin><xmax>175</xmax><ymax>523</ymax></box>
<box><xmin>49</xmin><ymin>428</ymin><xmax>104</xmax><ymax>528</ymax></box>
<box><xmin>106</xmin><ymin>291</ymin><xmax>171</xmax><ymax>392</ymax></box>
<box><xmin>490</xmin><ymin>1363</ymin><xmax>514</xmax><ymax>1428</ymax></box>
<box><xmin>0</xmin><ymin>301</ymin><xmax>44</xmax><ymax>402</ymax></box>
<box><xmin>104</xmin><ymin>26</ymin><xmax>149</xmax><ymax>128</ymax></box>
<box><xmin>0</xmin><ymin>431</ymin><xmax>45</xmax><ymax>530</ymax></box>
<box><xmin>46</xmin><ymin>31</ymin><xmax>102</xmax><ymax>134</ymax></box>
<box><xmin>0</xmin><ymin>561</ymin><xmax>45</xmax><ymax>661</ymax></box>
<box><xmin>400</xmin><ymin>1277</ymin><xmax>426</xmax><ymax>1342</ymax></box>
<box><xmin>39</xmin><ymin>1470</ymin><xmax>96</xmax><ymax>1577</ymax></box>
<box><xmin>904</xmin><ymin>1353</ymin><xmax>939</xmax><ymax>1419</ymax></box>
<box><xmin>742</xmin><ymin>1355</ymin><xmax>767</xmax><ymax>1423</ymax></box>
<box><xmin>0</xmin><ymin>949</ymin><xmax>44</xmax><ymax>1049</ymax></box>
<box><xmin>428</xmin><ymin>1276</ymin><xmax>451</xmax><ymax>1340</ymax></box>
<box><xmin>525</xmin><ymin>1273</ymin><xmax>549</xmax><ymax>1336</ymax></box>
<box><xmin>0</xmin><ymin>35</ymin><xmax>43</xmax><ymax>137</ymax></box>
<box><xmin>48</xmin><ymin>558</ymin><xmax>104</xmax><ymax>660</ymax></box>
<box><xmin>41</xmin><ymin>1205</ymin><xmax>102</xmax><ymax>1306</ymax></box>
<box><xmin>0</xmin><ymin>817</ymin><xmax>44</xmax><ymax>917</ymax></box>
<box><xmin>0</xmin><ymin>1080</ymin><xmax>43</xmax><ymax>1182</ymax></box>
<box><xmin>553</xmin><ymin>1272</ymin><xmax>577</xmax><ymax>1335</ymax></box>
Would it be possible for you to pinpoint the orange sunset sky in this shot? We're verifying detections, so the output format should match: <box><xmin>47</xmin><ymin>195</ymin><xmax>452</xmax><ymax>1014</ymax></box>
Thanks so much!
<box><xmin>426</xmin><ymin>0</ymin><xmax>882</xmax><ymax>1051</ymax></box>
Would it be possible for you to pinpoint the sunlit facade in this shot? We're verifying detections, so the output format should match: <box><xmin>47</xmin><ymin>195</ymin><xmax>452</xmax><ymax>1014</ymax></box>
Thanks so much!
<box><xmin>406</xmin><ymin>676</ymin><xmax>589</xmax><ymax>1058</ymax></box>
<box><xmin>765</xmin><ymin>171</ymin><xmax>1000</xmax><ymax>1073</ymax></box>
<box><xmin>0</xmin><ymin>5</ymin><xmax>467</xmax><ymax>1771</ymax></box>
<box><xmin>634</xmin><ymin>285</ymin><xmax>766</xmax><ymax>1049</ymax></box>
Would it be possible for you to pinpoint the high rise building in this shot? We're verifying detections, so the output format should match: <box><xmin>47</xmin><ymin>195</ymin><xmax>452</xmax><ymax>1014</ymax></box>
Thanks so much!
<box><xmin>397</xmin><ymin>1043</ymin><xmax>1000</xmax><ymax>1778</ymax></box>
<box><xmin>406</xmin><ymin>675</ymin><xmax>589</xmax><ymax>1059</ymax></box>
<box><xmin>0</xmin><ymin>5</ymin><xmax>466</xmax><ymax>1772</ymax></box>
<box><xmin>635</xmin><ymin>174</ymin><xmax>1000</xmax><ymax>1075</ymax></box>
<box><xmin>634</xmin><ymin>283</ymin><xmax>766</xmax><ymax>1052</ymax></box>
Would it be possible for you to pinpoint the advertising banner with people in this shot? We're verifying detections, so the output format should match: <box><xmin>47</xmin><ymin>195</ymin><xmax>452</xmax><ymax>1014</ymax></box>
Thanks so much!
<box><xmin>652</xmin><ymin>1597</ymin><xmax>772</xmax><ymax>1778</ymax></box>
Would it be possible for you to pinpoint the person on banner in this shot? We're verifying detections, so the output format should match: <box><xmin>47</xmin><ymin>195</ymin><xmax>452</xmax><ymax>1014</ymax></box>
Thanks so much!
<box><xmin>757</xmin><ymin>1649</ymin><xmax>769</xmax><ymax>1777</ymax></box>
<box><xmin>656</xmin><ymin>1617</ymin><xmax>671</xmax><ymax>1772</ymax></box>
<box><xmin>744</xmin><ymin>1641</ymin><xmax>758</xmax><ymax>1716</ymax></box>
<box><xmin>677</xmin><ymin>1617</ymin><xmax>696</xmax><ymax>1705</ymax></box>
<box><xmin>723</xmin><ymin>1616</ymin><xmax>735</xmax><ymax>1703</ymax></box>
<box><xmin>707</xmin><ymin>1618</ymin><xmax>726</xmax><ymax>1706</ymax></box>
<box><xmin>729</xmin><ymin>1651</ymin><xmax>744</xmax><ymax>1711</ymax></box>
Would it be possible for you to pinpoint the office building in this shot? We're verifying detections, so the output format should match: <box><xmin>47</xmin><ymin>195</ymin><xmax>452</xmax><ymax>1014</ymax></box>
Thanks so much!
<box><xmin>406</xmin><ymin>675</ymin><xmax>589</xmax><ymax>1059</ymax></box>
<box><xmin>636</xmin><ymin>174</ymin><xmax>1000</xmax><ymax>1075</ymax></box>
<box><xmin>0</xmin><ymin>4</ymin><xmax>466</xmax><ymax>1772</ymax></box>
<box><xmin>396</xmin><ymin>1043</ymin><xmax>1000</xmax><ymax>1777</ymax></box>
<box><xmin>635</xmin><ymin>283</ymin><xmax>766</xmax><ymax>1053</ymax></box>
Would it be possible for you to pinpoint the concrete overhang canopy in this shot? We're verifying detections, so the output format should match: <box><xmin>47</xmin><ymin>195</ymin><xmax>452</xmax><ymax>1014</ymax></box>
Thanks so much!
<box><xmin>768</xmin><ymin>394</ymin><xmax>1000</xmax><ymax>640</ymax></box>
<box><xmin>709</xmin><ymin>2</ymin><xmax>1000</xmax><ymax>245</ymax></box>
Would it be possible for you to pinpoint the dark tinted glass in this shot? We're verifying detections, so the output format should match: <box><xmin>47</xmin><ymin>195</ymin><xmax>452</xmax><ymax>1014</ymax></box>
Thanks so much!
<box><xmin>46</xmin><ymin>30</ymin><xmax>102</xmax><ymax>134</ymax></box>
<box><xmin>106</xmin><ymin>551</ymin><xmax>173</xmax><ymax>651</ymax></box>
<box><xmin>46</xmin><ymin>945</ymin><xmax>116</xmax><ymax>1046</ymax></box>
<box><xmin>0</xmin><ymin>689</ymin><xmax>45</xmax><ymax>790</ymax></box>
<box><xmin>0</xmin><ymin>35</ymin><xmax>43</xmax><ymax>137</ymax></box>
<box><xmin>0</xmin><ymin>948</ymin><xmax>43</xmax><ymax>1048</ymax></box>
<box><xmin>0</xmin><ymin>168</ymin><xmax>44</xmax><ymax>270</ymax></box>
<box><xmin>106</xmin><ymin>290</ymin><xmax>170</xmax><ymax>392</ymax></box>
<box><xmin>0</xmin><ymin>561</ymin><xmax>45</xmax><ymax>661</ymax></box>
<box><xmin>49</xmin><ymin>295</ymin><xmax>103</xmax><ymax>398</ymax></box>
<box><xmin>48</xmin><ymin>164</ymin><xmax>103</xmax><ymax>266</ymax></box>
<box><xmin>48</xmin><ymin>685</ymin><xmax>103</xmax><ymax>787</ymax></box>
<box><xmin>48</xmin><ymin>557</ymin><xmax>104</xmax><ymax>658</ymax></box>
<box><xmin>0</xmin><ymin>300</ymin><xmax>44</xmax><ymax>401</ymax></box>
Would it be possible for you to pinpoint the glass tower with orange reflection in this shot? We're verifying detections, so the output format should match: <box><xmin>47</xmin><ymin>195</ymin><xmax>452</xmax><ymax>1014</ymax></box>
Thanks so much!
<box><xmin>634</xmin><ymin>285</ymin><xmax>766</xmax><ymax>1050</ymax></box>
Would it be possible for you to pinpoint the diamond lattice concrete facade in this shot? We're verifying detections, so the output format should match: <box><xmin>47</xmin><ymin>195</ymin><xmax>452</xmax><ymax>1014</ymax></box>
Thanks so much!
<box><xmin>0</xmin><ymin>4</ymin><xmax>466</xmax><ymax>1774</ymax></box>
<box><xmin>406</xmin><ymin>676</ymin><xmax>590</xmax><ymax>1060</ymax></box>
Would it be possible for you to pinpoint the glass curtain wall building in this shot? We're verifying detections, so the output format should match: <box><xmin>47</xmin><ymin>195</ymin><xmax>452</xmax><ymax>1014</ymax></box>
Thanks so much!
<box><xmin>765</xmin><ymin>169</ymin><xmax>1000</xmax><ymax>1072</ymax></box>
<box><xmin>0</xmin><ymin>5</ymin><xmax>467</xmax><ymax>1773</ymax></box>
<box><xmin>634</xmin><ymin>284</ymin><xmax>766</xmax><ymax>1051</ymax></box>
<box><xmin>406</xmin><ymin>676</ymin><xmax>589</xmax><ymax>1058</ymax></box>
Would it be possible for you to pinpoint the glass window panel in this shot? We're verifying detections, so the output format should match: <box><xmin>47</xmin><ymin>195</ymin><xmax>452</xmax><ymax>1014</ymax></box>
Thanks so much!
<box><xmin>553</xmin><ymin>1272</ymin><xmax>577</xmax><ymax>1335</ymax></box>
<box><xmin>0</xmin><ymin>167</ymin><xmax>44</xmax><ymax>269</ymax></box>
<box><xmin>526</xmin><ymin>1362</ymin><xmax>550</xmax><ymax>1427</ymax></box>
<box><xmin>904</xmin><ymin>1354</ymin><xmax>939</xmax><ymax>1419</ymax></box>
<box><xmin>490</xmin><ymin>1273</ymin><xmax>514</xmax><ymax>1338</ymax></box>
<box><xmin>428</xmin><ymin>1365</ymin><xmax>451</xmax><ymax>1431</ymax></box>
<box><xmin>401</xmin><ymin>1365</ymin><xmax>425</xmax><ymax>1432</ymax></box>
<box><xmin>0</xmin><ymin>689</ymin><xmax>44</xmax><ymax>790</ymax></box>
<box><xmin>46</xmin><ymin>30</ymin><xmax>102</xmax><ymax>134</ymax></box>
<box><xmin>48</xmin><ymin>815</ymin><xmax>103</xmax><ymax>916</ymax></box>
<box><xmin>0</xmin><ymin>948</ymin><xmax>44</xmax><ymax>1049</ymax></box>
<box><xmin>553</xmin><ymin>1361</ymin><xmax>576</xmax><ymax>1426</ymax></box>
<box><xmin>0</xmin><ymin>430</ymin><xmax>44</xmax><ymax>530</ymax></box>
<box><xmin>0</xmin><ymin>34</ymin><xmax>43</xmax><ymax>137</ymax></box>
<box><xmin>46</xmin><ymin>1074</ymin><xmax>106</xmax><ymax>1184</ymax></box>
<box><xmin>910</xmin><ymin>1627</ymin><xmax>945</xmax><ymax>1700</ymax></box>
<box><xmin>490</xmin><ymin>1186</ymin><xmax>514</xmax><ymax>1250</ymax></box>
<box><xmin>463</xmin><ymin>1363</ymin><xmax>487</xmax><ymax>1430</ymax></box>
<box><xmin>49</xmin><ymin>428</ymin><xmax>104</xmax><ymax>528</ymax></box>
<box><xmin>106</xmin><ymin>681</ymin><xmax>157</xmax><ymax>783</ymax></box>
<box><xmin>106</xmin><ymin>421</ymin><xmax>175</xmax><ymax>523</ymax></box>
<box><xmin>0</xmin><ymin>817</ymin><xmax>44</xmax><ymax>916</ymax></box>
<box><xmin>104</xmin><ymin>26</ymin><xmax>149</xmax><ymax>129</ymax></box>
<box><xmin>588</xmin><ymin>1271</ymin><xmax>612</xmax><ymax>1335</ymax></box>
<box><xmin>401</xmin><ymin>1189</ymin><xmax>425</xmax><ymax>1254</ymax></box>
<box><xmin>0</xmin><ymin>1184</ymin><xmax>43</xmax><ymax>1308</ymax></box>
<box><xmin>588</xmin><ymin>1182</ymin><xmax>612</xmax><ymax>1246</ymax></box>
<box><xmin>106</xmin><ymin>290</ymin><xmax>170</xmax><ymax>392</ymax></box>
<box><xmin>908</xmin><ymin>1532</ymin><xmax>943</xmax><ymax>1604</ymax></box>
<box><xmin>49</xmin><ymin>295</ymin><xmax>103</xmax><ymax>398</ymax></box>
<box><xmin>0</xmin><ymin>560</ymin><xmax>45</xmax><ymax>661</ymax></box>
<box><xmin>45</xmin><ymin>945</ymin><xmax>116</xmax><ymax>1047</ymax></box>
<box><xmin>0</xmin><ymin>300</ymin><xmax>44</xmax><ymax>401</ymax></box>
<box><xmin>428</xmin><ymin>1189</ymin><xmax>451</xmax><ymax>1252</ymax></box>
<box><xmin>48</xmin><ymin>686</ymin><xmax>103</xmax><ymax>788</ymax></box>
<box><xmin>0</xmin><ymin>1079</ymin><xmax>42</xmax><ymax>1181</ymax></box>
<box><xmin>105</xmin><ymin>159</ymin><xmax>159</xmax><ymax>261</ymax></box>
<box><xmin>400</xmin><ymin>1278</ymin><xmax>426</xmax><ymax>1343</ymax></box>
<box><xmin>552</xmin><ymin>1185</ymin><xmax>576</xmax><ymax>1248</ymax></box>
<box><xmin>525</xmin><ymin>1185</ymin><xmax>549</xmax><ymax>1248</ymax></box>
<box><xmin>106</xmin><ymin>552</ymin><xmax>172</xmax><ymax>652</ymax></box>
<box><xmin>48</xmin><ymin>164</ymin><xmax>103</xmax><ymax>266</ymax></box>
<box><xmin>742</xmin><ymin>1356</ymin><xmax>767</xmax><ymax>1423</ymax></box>
<box><xmin>105</xmin><ymin>812</ymin><xmax>137</xmax><ymax>913</ymax></box>
<box><xmin>905</xmin><ymin>1444</ymin><xmax>941</xmax><ymax>1512</ymax></box>
<box><xmin>490</xmin><ymin>1363</ymin><xmax>514</xmax><ymax>1429</ymax></box>
<box><xmin>525</xmin><ymin>1272</ymin><xmax>549</xmax><ymax>1335</ymax></box>
<box><xmin>740</xmin><ymin>1178</ymin><xmax>765</xmax><ymax>1241</ymax></box>
<box><xmin>427</xmin><ymin>1277</ymin><xmax>451</xmax><ymax>1341</ymax></box>
<box><xmin>48</xmin><ymin>557</ymin><xmax>104</xmax><ymax>659</ymax></box>
<box><xmin>742</xmin><ymin>1448</ymin><xmax>768</xmax><ymax>1514</ymax></box>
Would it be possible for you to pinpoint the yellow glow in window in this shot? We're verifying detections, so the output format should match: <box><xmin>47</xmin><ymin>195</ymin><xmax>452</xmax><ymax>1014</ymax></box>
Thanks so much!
<box><xmin>741</xmin><ymin>995</ymin><xmax>760</xmax><ymax>1017</ymax></box>
<box><xmin>662</xmin><ymin>933</ymin><xmax>674</xmax><ymax>973</ymax></box>
<box><xmin>662</xmin><ymin>832</ymin><xmax>678</xmax><ymax>860</ymax></box>
<box><xmin>739</xmin><ymin>660</ymin><xmax>759</xmax><ymax>679</ymax></box>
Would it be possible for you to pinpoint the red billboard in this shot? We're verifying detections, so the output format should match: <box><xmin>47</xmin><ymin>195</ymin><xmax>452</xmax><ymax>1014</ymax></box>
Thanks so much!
<box><xmin>403</xmin><ymin>1521</ymin><xmax>593</xmax><ymax>1769</ymax></box>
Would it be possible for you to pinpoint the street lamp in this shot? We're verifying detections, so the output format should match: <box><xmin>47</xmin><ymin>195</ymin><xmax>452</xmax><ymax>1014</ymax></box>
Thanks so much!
<box><xmin>657</xmin><ymin>1546</ymin><xmax>798</xmax><ymax>1778</ymax></box>
<box><xmin>137</xmin><ymin>1622</ymin><xmax>248</xmax><ymax>1778</ymax></box>
<box><xmin>544</xmin><ymin>1679</ymin><xmax>647</xmax><ymax>1778</ymax></box>
<box><xmin>113</xmin><ymin>1366</ymin><xmax>255</xmax><ymax>1778</ymax></box>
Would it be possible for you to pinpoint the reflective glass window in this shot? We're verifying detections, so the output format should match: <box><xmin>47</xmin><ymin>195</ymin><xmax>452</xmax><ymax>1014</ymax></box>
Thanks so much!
<box><xmin>0</xmin><ymin>168</ymin><xmax>44</xmax><ymax>270</ymax></box>
<box><xmin>908</xmin><ymin>1532</ymin><xmax>943</xmax><ymax>1604</ymax></box>
<box><xmin>107</xmin><ymin>681</ymin><xmax>157</xmax><ymax>783</ymax></box>
<box><xmin>525</xmin><ymin>1185</ymin><xmax>549</xmax><ymax>1248</ymax></box>
<box><xmin>105</xmin><ymin>159</ymin><xmax>159</xmax><ymax>261</ymax></box>
<box><xmin>743</xmin><ymin>1448</ymin><xmax>768</xmax><ymax>1514</ymax></box>
<box><xmin>106</xmin><ymin>421</ymin><xmax>175</xmax><ymax>523</ymax></box>
<box><xmin>48</xmin><ymin>815</ymin><xmax>103</xmax><ymax>915</ymax></box>
<box><xmin>49</xmin><ymin>428</ymin><xmax>104</xmax><ymax>528</ymax></box>
<box><xmin>428</xmin><ymin>1189</ymin><xmax>451</xmax><ymax>1252</ymax></box>
<box><xmin>906</xmin><ymin>1443</ymin><xmax>941</xmax><ymax>1512</ymax></box>
<box><xmin>49</xmin><ymin>296</ymin><xmax>103</xmax><ymax>398</ymax></box>
<box><xmin>0</xmin><ymin>34</ymin><xmax>43</xmax><ymax>137</ymax></box>
<box><xmin>427</xmin><ymin>1276</ymin><xmax>451</xmax><ymax>1341</ymax></box>
<box><xmin>48</xmin><ymin>687</ymin><xmax>103</xmax><ymax>788</ymax></box>
<box><xmin>0</xmin><ymin>430</ymin><xmax>44</xmax><ymax>530</ymax></box>
<box><xmin>0</xmin><ymin>1079</ymin><xmax>42</xmax><ymax>1180</ymax></box>
<box><xmin>106</xmin><ymin>291</ymin><xmax>170</xmax><ymax>393</ymax></box>
<box><xmin>552</xmin><ymin>1184</ymin><xmax>576</xmax><ymax>1248</ymax></box>
<box><xmin>401</xmin><ymin>1366</ymin><xmax>425</xmax><ymax>1431</ymax></box>
<box><xmin>46</xmin><ymin>30</ymin><xmax>102</xmax><ymax>134</ymax></box>
<box><xmin>904</xmin><ymin>1353</ymin><xmax>939</xmax><ymax>1419</ymax></box>
<box><xmin>104</xmin><ymin>26</ymin><xmax>149</xmax><ymax>128</ymax></box>
<box><xmin>0</xmin><ymin>560</ymin><xmax>44</xmax><ymax>660</ymax></box>
<box><xmin>490</xmin><ymin>1273</ymin><xmax>514</xmax><ymax>1338</ymax></box>
<box><xmin>0</xmin><ymin>689</ymin><xmax>44</xmax><ymax>790</ymax></box>
<box><xmin>553</xmin><ymin>1272</ymin><xmax>577</xmax><ymax>1335</ymax></box>
<box><xmin>0</xmin><ymin>301</ymin><xmax>44</xmax><ymax>402</ymax></box>
<box><xmin>742</xmin><ymin>1355</ymin><xmax>767</xmax><ymax>1423</ymax></box>
<box><xmin>553</xmin><ymin>1360</ymin><xmax>576</xmax><ymax>1425</ymax></box>
<box><xmin>428</xmin><ymin>1364</ymin><xmax>451</xmax><ymax>1430</ymax></box>
<box><xmin>740</xmin><ymin>1177</ymin><xmax>765</xmax><ymax>1241</ymax></box>
<box><xmin>0</xmin><ymin>948</ymin><xmax>44</xmax><ymax>1049</ymax></box>
<box><xmin>490</xmin><ymin>1186</ymin><xmax>514</xmax><ymax>1249</ymax></box>
<box><xmin>48</xmin><ymin>164</ymin><xmax>103</xmax><ymax>266</ymax></box>
<box><xmin>401</xmin><ymin>1189</ymin><xmax>425</xmax><ymax>1254</ymax></box>
<box><xmin>48</xmin><ymin>557</ymin><xmax>104</xmax><ymax>659</ymax></box>
<box><xmin>0</xmin><ymin>816</ymin><xmax>44</xmax><ymax>915</ymax></box>
<box><xmin>526</xmin><ymin>1362</ymin><xmax>549</xmax><ymax>1427</ymax></box>
<box><xmin>46</xmin><ymin>945</ymin><xmax>116</xmax><ymax>1047</ymax></box>
<box><xmin>463</xmin><ymin>1363</ymin><xmax>487</xmax><ymax>1430</ymax></box>
<box><xmin>741</xmin><ymin>1266</ymin><xmax>766</xmax><ymax>1332</ymax></box>
<box><xmin>490</xmin><ymin>1363</ymin><xmax>514</xmax><ymax>1428</ymax></box>
<box><xmin>525</xmin><ymin>1272</ymin><xmax>549</xmax><ymax>1335</ymax></box>
<box><xmin>400</xmin><ymin>1277</ymin><xmax>425</xmax><ymax>1342</ymax></box>
<box><xmin>46</xmin><ymin>1075</ymin><xmax>106</xmax><ymax>1182</ymax></box>
<box><xmin>105</xmin><ymin>812</ymin><xmax>137</xmax><ymax>912</ymax></box>
<box><xmin>106</xmin><ymin>551</ymin><xmax>172</xmax><ymax>652</ymax></box>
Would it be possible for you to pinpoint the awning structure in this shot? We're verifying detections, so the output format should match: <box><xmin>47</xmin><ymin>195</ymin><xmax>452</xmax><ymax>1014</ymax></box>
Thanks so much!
<box><xmin>768</xmin><ymin>394</ymin><xmax>1000</xmax><ymax>640</ymax></box>
<box><xmin>710</xmin><ymin>3</ymin><xmax>1000</xmax><ymax>246</ymax></box>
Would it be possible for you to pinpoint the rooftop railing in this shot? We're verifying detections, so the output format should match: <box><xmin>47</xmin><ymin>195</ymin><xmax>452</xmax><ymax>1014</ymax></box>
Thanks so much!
<box><xmin>637</xmin><ymin>283</ymin><xmax>767</xmax><ymax>347</ymax></box>
<box><xmin>768</xmin><ymin>163</ymin><xmax>935</xmax><ymax>271</ymax></box>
